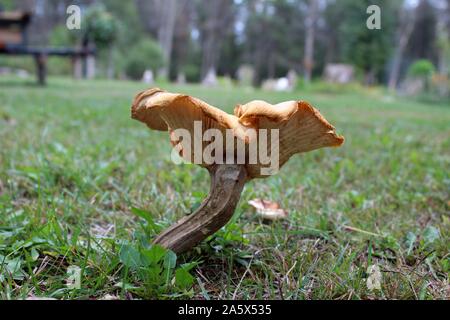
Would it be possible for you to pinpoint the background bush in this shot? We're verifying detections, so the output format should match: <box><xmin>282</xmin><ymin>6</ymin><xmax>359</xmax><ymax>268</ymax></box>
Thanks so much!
<box><xmin>124</xmin><ymin>39</ymin><xmax>165</xmax><ymax>80</ymax></box>
<box><xmin>407</xmin><ymin>59</ymin><xmax>436</xmax><ymax>79</ymax></box>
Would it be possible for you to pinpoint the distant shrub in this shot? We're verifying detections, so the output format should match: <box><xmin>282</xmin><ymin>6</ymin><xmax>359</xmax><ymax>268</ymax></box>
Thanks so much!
<box><xmin>181</xmin><ymin>64</ymin><xmax>201</xmax><ymax>83</ymax></box>
<box><xmin>405</xmin><ymin>60</ymin><xmax>437</xmax><ymax>95</ymax></box>
<box><xmin>124</xmin><ymin>39</ymin><xmax>165</xmax><ymax>80</ymax></box>
<box><xmin>84</xmin><ymin>4</ymin><xmax>119</xmax><ymax>49</ymax></box>
<box><xmin>407</xmin><ymin>60</ymin><xmax>436</xmax><ymax>79</ymax></box>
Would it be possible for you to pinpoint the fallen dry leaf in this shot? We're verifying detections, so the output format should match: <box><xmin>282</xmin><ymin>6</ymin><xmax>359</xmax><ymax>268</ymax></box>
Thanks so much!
<box><xmin>248</xmin><ymin>199</ymin><xmax>288</xmax><ymax>221</ymax></box>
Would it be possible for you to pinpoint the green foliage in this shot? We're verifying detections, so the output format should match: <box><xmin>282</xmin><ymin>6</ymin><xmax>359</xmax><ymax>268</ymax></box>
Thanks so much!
<box><xmin>243</xmin><ymin>0</ymin><xmax>305</xmax><ymax>82</ymax></box>
<box><xmin>337</xmin><ymin>0</ymin><xmax>396</xmax><ymax>82</ymax></box>
<box><xmin>0</xmin><ymin>0</ymin><xmax>15</xmax><ymax>10</ymax></box>
<box><xmin>436</xmin><ymin>34</ymin><xmax>450</xmax><ymax>76</ymax></box>
<box><xmin>124</xmin><ymin>39</ymin><xmax>165</xmax><ymax>80</ymax></box>
<box><xmin>84</xmin><ymin>5</ymin><xmax>119</xmax><ymax>49</ymax></box>
<box><xmin>114</xmin><ymin>206</ymin><xmax>198</xmax><ymax>297</ymax></box>
<box><xmin>407</xmin><ymin>59</ymin><xmax>436</xmax><ymax>78</ymax></box>
<box><xmin>118</xmin><ymin>240</ymin><xmax>196</xmax><ymax>297</ymax></box>
<box><xmin>102</xmin><ymin>0</ymin><xmax>143</xmax><ymax>46</ymax></box>
<box><xmin>2</xmin><ymin>0</ymin><xmax>447</xmax><ymax>87</ymax></box>
<box><xmin>182</xmin><ymin>64</ymin><xmax>201</xmax><ymax>83</ymax></box>
<box><xmin>49</xmin><ymin>25</ymin><xmax>79</xmax><ymax>47</ymax></box>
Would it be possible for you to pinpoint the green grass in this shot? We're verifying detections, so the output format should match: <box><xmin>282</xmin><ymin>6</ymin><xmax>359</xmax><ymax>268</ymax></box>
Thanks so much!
<box><xmin>0</xmin><ymin>77</ymin><xmax>449</xmax><ymax>300</ymax></box>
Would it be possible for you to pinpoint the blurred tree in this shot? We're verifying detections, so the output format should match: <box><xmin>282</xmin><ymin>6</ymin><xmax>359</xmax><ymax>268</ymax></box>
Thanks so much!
<box><xmin>197</xmin><ymin>0</ymin><xmax>235</xmax><ymax>79</ymax></box>
<box><xmin>157</xmin><ymin>0</ymin><xmax>177</xmax><ymax>78</ymax></box>
<box><xmin>103</xmin><ymin>0</ymin><xmax>145</xmax><ymax>78</ymax></box>
<box><xmin>9</xmin><ymin>0</ymin><xmax>82</xmax><ymax>46</ymax></box>
<box><xmin>105</xmin><ymin>0</ymin><xmax>142</xmax><ymax>45</ymax></box>
<box><xmin>303</xmin><ymin>0</ymin><xmax>318</xmax><ymax>83</ymax></box>
<box><xmin>338</xmin><ymin>0</ymin><xmax>396</xmax><ymax>85</ymax></box>
<box><xmin>124</xmin><ymin>38</ymin><xmax>165</xmax><ymax>80</ymax></box>
<box><xmin>407</xmin><ymin>58</ymin><xmax>436</xmax><ymax>91</ymax></box>
<box><xmin>4</xmin><ymin>0</ymin><xmax>447</xmax><ymax>87</ymax></box>
<box><xmin>243</xmin><ymin>0</ymin><xmax>306</xmax><ymax>84</ymax></box>
<box><xmin>435</xmin><ymin>0</ymin><xmax>450</xmax><ymax>76</ymax></box>
<box><xmin>322</xmin><ymin>0</ymin><xmax>344</xmax><ymax>65</ymax></box>
<box><xmin>388</xmin><ymin>0</ymin><xmax>417</xmax><ymax>91</ymax></box>
<box><xmin>171</xmin><ymin>0</ymin><xmax>196</xmax><ymax>80</ymax></box>
<box><xmin>84</xmin><ymin>4</ymin><xmax>119</xmax><ymax>78</ymax></box>
<box><xmin>135</xmin><ymin>0</ymin><xmax>177</xmax><ymax>79</ymax></box>
<box><xmin>243</xmin><ymin>0</ymin><xmax>274</xmax><ymax>83</ymax></box>
<box><xmin>408</xmin><ymin>0</ymin><xmax>438</xmax><ymax>62</ymax></box>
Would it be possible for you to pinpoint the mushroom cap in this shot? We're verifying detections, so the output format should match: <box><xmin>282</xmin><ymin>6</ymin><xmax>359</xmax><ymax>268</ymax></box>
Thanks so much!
<box><xmin>234</xmin><ymin>99</ymin><xmax>344</xmax><ymax>177</ymax></box>
<box><xmin>131</xmin><ymin>88</ymin><xmax>344</xmax><ymax>179</ymax></box>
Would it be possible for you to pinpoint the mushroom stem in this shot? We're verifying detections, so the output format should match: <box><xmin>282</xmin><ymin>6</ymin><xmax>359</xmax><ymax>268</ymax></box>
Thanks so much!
<box><xmin>153</xmin><ymin>164</ymin><xmax>247</xmax><ymax>253</ymax></box>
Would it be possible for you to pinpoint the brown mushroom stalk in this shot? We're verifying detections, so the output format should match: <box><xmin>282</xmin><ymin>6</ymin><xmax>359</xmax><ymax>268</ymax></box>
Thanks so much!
<box><xmin>131</xmin><ymin>88</ymin><xmax>344</xmax><ymax>254</ymax></box>
<box><xmin>153</xmin><ymin>164</ymin><xmax>247</xmax><ymax>253</ymax></box>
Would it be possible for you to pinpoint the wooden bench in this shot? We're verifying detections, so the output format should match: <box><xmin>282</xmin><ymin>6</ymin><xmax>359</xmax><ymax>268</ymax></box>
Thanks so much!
<box><xmin>0</xmin><ymin>11</ymin><xmax>95</xmax><ymax>85</ymax></box>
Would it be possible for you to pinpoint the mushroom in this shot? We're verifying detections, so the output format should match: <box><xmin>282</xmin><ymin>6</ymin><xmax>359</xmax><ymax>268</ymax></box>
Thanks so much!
<box><xmin>131</xmin><ymin>88</ymin><xmax>344</xmax><ymax>253</ymax></box>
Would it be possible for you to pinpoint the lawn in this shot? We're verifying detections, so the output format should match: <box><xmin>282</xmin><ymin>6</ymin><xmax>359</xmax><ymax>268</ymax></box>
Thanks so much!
<box><xmin>0</xmin><ymin>77</ymin><xmax>448</xmax><ymax>300</ymax></box>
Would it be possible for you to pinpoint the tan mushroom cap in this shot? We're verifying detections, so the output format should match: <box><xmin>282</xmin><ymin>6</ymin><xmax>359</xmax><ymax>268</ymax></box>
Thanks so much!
<box><xmin>234</xmin><ymin>99</ymin><xmax>344</xmax><ymax>177</ymax></box>
<box><xmin>131</xmin><ymin>88</ymin><xmax>344</xmax><ymax>179</ymax></box>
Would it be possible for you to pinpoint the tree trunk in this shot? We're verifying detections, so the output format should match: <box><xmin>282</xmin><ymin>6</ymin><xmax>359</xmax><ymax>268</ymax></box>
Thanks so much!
<box><xmin>106</xmin><ymin>46</ymin><xmax>115</xmax><ymax>79</ymax></box>
<box><xmin>153</xmin><ymin>164</ymin><xmax>247</xmax><ymax>254</ymax></box>
<box><xmin>200</xmin><ymin>0</ymin><xmax>234</xmax><ymax>79</ymax></box>
<box><xmin>388</xmin><ymin>8</ymin><xmax>416</xmax><ymax>92</ymax></box>
<box><xmin>436</xmin><ymin>9</ymin><xmax>450</xmax><ymax>76</ymax></box>
<box><xmin>157</xmin><ymin>0</ymin><xmax>177</xmax><ymax>79</ymax></box>
<box><xmin>364</xmin><ymin>69</ymin><xmax>376</xmax><ymax>86</ymax></box>
<box><xmin>303</xmin><ymin>0</ymin><xmax>318</xmax><ymax>83</ymax></box>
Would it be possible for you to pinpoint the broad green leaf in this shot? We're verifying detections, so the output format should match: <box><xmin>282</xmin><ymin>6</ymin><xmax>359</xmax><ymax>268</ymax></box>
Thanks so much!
<box><xmin>30</xmin><ymin>248</ymin><xmax>39</xmax><ymax>262</ymax></box>
<box><xmin>179</xmin><ymin>262</ymin><xmax>198</xmax><ymax>272</ymax></box>
<box><xmin>175</xmin><ymin>267</ymin><xmax>194</xmax><ymax>289</ymax></box>
<box><xmin>6</xmin><ymin>258</ymin><xmax>21</xmax><ymax>274</ymax></box>
<box><xmin>6</xmin><ymin>258</ymin><xmax>26</xmax><ymax>280</ymax></box>
<box><xmin>131</xmin><ymin>207</ymin><xmax>159</xmax><ymax>232</ymax></box>
<box><xmin>405</xmin><ymin>232</ymin><xmax>416</xmax><ymax>255</ymax></box>
<box><xmin>141</xmin><ymin>245</ymin><xmax>166</xmax><ymax>265</ymax></box>
<box><xmin>146</xmin><ymin>266</ymin><xmax>164</xmax><ymax>285</ymax></box>
<box><xmin>163</xmin><ymin>250</ymin><xmax>177</xmax><ymax>270</ymax></box>
<box><xmin>119</xmin><ymin>245</ymin><xmax>141</xmax><ymax>269</ymax></box>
